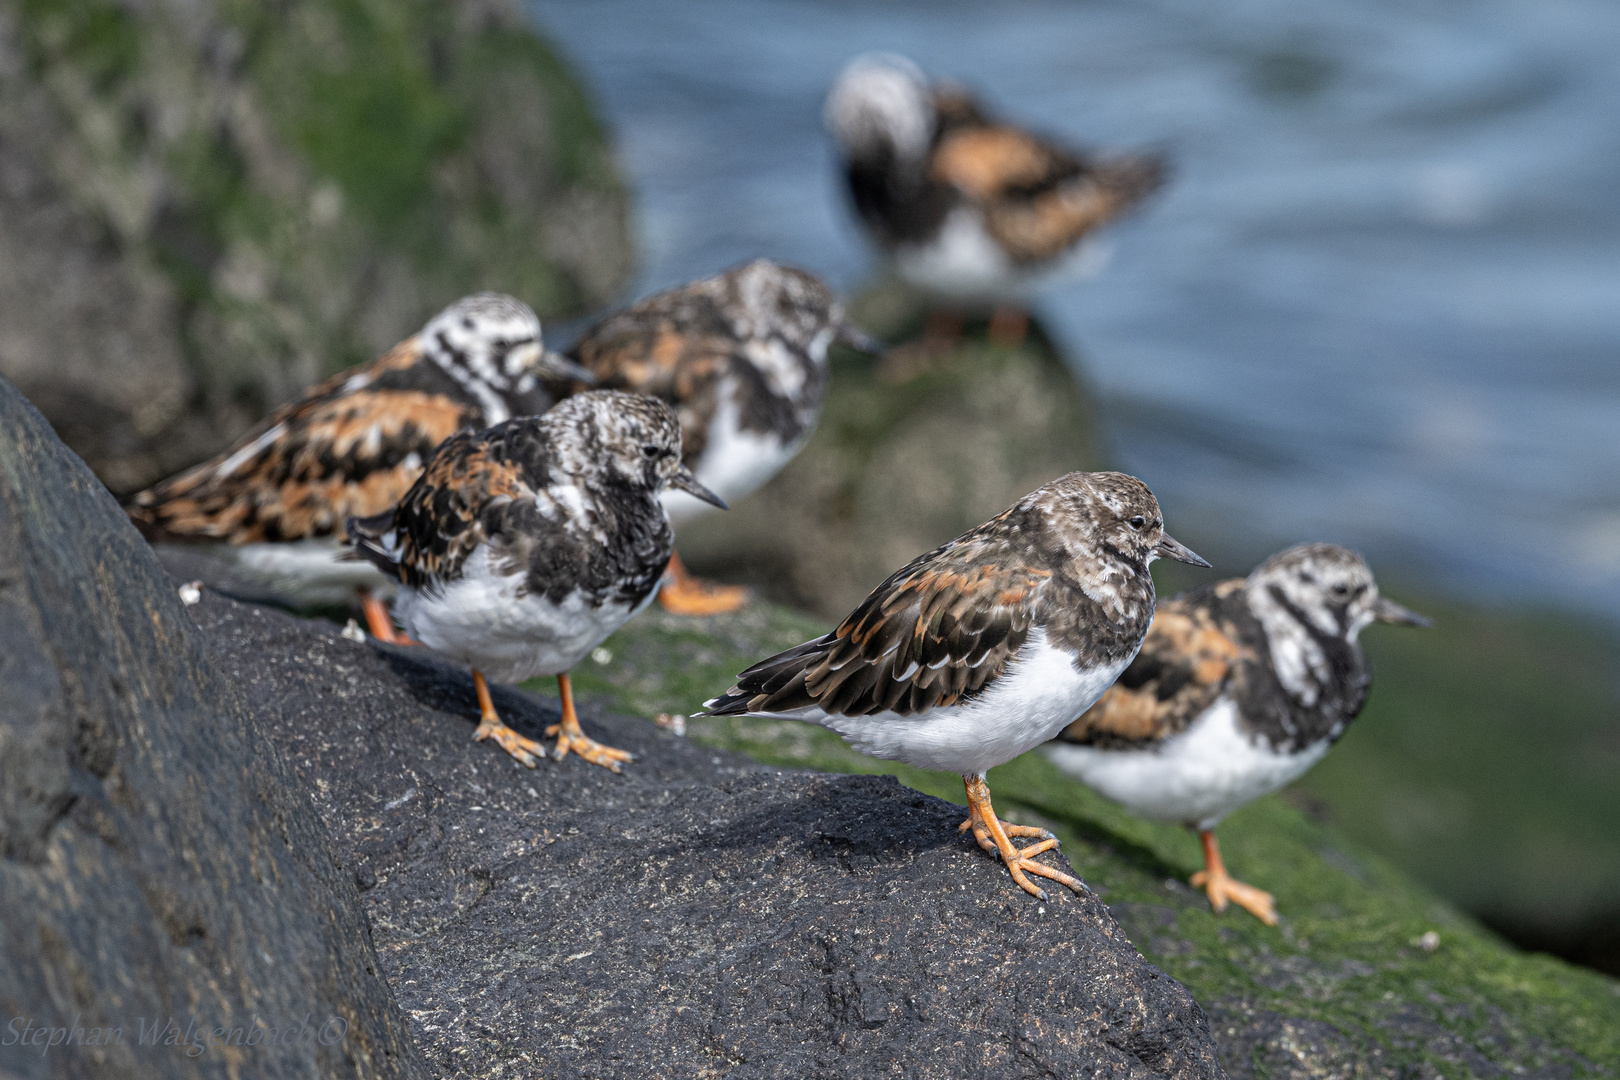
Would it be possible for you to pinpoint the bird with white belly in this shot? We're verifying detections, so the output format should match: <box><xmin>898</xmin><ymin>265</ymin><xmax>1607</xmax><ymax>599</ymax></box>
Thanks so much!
<box><xmin>1046</xmin><ymin>543</ymin><xmax>1429</xmax><ymax>924</ymax></box>
<box><xmin>824</xmin><ymin>53</ymin><xmax>1166</xmax><ymax>346</ymax></box>
<box><xmin>704</xmin><ymin>470</ymin><xmax>1208</xmax><ymax>899</ymax></box>
<box><xmin>561</xmin><ymin>259</ymin><xmax>878</xmax><ymax>614</ymax></box>
<box><xmin>347</xmin><ymin>391</ymin><xmax>726</xmax><ymax>772</ymax></box>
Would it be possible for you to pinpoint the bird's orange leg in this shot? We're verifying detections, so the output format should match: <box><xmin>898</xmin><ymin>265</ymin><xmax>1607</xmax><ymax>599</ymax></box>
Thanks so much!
<box><xmin>657</xmin><ymin>550</ymin><xmax>749</xmax><ymax>616</ymax></box>
<box><xmin>357</xmin><ymin>588</ymin><xmax>415</xmax><ymax>645</ymax></box>
<box><xmin>986</xmin><ymin>306</ymin><xmax>1030</xmax><ymax>347</ymax></box>
<box><xmin>472</xmin><ymin>670</ymin><xmax>547</xmax><ymax>768</ymax></box>
<box><xmin>358</xmin><ymin>588</ymin><xmax>398</xmax><ymax>642</ymax></box>
<box><xmin>545</xmin><ymin>672</ymin><xmax>634</xmax><ymax>773</ymax></box>
<box><xmin>960</xmin><ymin>774</ymin><xmax>1086</xmax><ymax>901</ymax></box>
<box><xmin>1190</xmin><ymin>828</ymin><xmax>1277</xmax><ymax>925</ymax></box>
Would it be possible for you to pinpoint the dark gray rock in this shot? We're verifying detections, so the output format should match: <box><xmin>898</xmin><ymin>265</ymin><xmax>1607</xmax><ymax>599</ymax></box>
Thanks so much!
<box><xmin>185</xmin><ymin>593</ymin><xmax>1227</xmax><ymax>1079</ymax></box>
<box><xmin>0</xmin><ymin>376</ymin><xmax>427</xmax><ymax>1079</ymax></box>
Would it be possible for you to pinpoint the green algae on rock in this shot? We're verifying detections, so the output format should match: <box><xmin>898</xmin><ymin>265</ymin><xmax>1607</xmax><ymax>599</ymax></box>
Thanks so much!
<box><xmin>0</xmin><ymin>0</ymin><xmax>631</xmax><ymax>493</ymax></box>
<box><xmin>555</xmin><ymin>600</ymin><xmax>1620</xmax><ymax>1080</ymax></box>
<box><xmin>1300</xmin><ymin>594</ymin><xmax>1620</xmax><ymax>981</ymax></box>
<box><xmin>672</xmin><ymin>279</ymin><xmax>1107</xmax><ymax>619</ymax></box>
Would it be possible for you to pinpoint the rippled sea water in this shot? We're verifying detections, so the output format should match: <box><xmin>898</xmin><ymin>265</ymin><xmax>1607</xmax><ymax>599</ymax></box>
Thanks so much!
<box><xmin>531</xmin><ymin>0</ymin><xmax>1620</xmax><ymax>619</ymax></box>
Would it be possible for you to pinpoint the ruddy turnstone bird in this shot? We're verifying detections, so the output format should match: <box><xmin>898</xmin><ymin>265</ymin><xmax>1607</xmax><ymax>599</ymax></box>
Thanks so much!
<box><xmin>124</xmin><ymin>293</ymin><xmax>591</xmax><ymax>641</ymax></box>
<box><xmin>703</xmin><ymin>471</ymin><xmax>1208</xmax><ymax>899</ymax></box>
<box><xmin>562</xmin><ymin>259</ymin><xmax>878</xmax><ymax>615</ymax></box>
<box><xmin>1046</xmin><ymin>543</ymin><xmax>1429</xmax><ymax>924</ymax></box>
<box><xmin>347</xmin><ymin>390</ymin><xmax>726</xmax><ymax>772</ymax></box>
<box><xmin>824</xmin><ymin>53</ymin><xmax>1166</xmax><ymax>344</ymax></box>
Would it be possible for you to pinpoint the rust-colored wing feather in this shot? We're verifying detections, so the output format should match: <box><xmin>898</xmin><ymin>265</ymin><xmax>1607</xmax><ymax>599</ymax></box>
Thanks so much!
<box><xmin>126</xmin><ymin>342</ymin><xmax>474</xmax><ymax>544</ymax></box>
<box><xmin>708</xmin><ymin>524</ymin><xmax>1050</xmax><ymax>718</ymax></box>
<box><xmin>981</xmin><ymin>154</ymin><xmax>1166</xmax><ymax>263</ymax></box>
<box><xmin>1057</xmin><ymin>583</ymin><xmax>1248</xmax><ymax>748</ymax></box>
<box><xmin>927</xmin><ymin>88</ymin><xmax>1166</xmax><ymax>265</ymax></box>
<box><xmin>349</xmin><ymin>431</ymin><xmax>534</xmax><ymax>589</ymax></box>
<box><xmin>930</xmin><ymin>124</ymin><xmax>1084</xmax><ymax>202</ymax></box>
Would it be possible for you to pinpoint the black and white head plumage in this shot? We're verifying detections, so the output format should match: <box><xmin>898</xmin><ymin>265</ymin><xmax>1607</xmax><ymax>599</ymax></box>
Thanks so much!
<box><xmin>420</xmin><ymin>292</ymin><xmax>592</xmax><ymax>424</ymax></box>
<box><xmin>824</xmin><ymin>53</ymin><xmax>936</xmax><ymax>170</ymax></box>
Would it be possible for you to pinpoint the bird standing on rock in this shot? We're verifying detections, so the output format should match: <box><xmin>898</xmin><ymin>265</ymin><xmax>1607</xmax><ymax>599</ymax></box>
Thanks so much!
<box><xmin>1047</xmin><ymin>543</ymin><xmax>1429</xmax><ymax>924</ymax></box>
<box><xmin>704</xmin><ymin>471</ymin><xmax>1208</xmax><ymax>899</ymax></box>
<box><xmin>347</xmin><ymin>391</ymin><xmax>726</xmax><ymax>772</ymax></box>
<box><xmin>561</xmin><ymin>259</ymin><xmax>879</xmax><ymax>615</ymax></box>
<box><xmin>125</xmin><ymin>293</ymin><xmax>592</xmax><ymax>642</ymax></box>
<box><xmin>824</xmin><ymin>53</ymin><xmax>1166</xmax><ymax>346</ymax></box>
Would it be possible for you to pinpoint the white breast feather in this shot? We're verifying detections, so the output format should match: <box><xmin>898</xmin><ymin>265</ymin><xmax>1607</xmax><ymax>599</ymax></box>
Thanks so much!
<box><xmin>893</xmin><ymin>207</ymin><xmax>1013</xmax><ymax>301</ymax></box>
<box><xmin>748</xmin><ymin>627</ymin><xmax>1134</xmax><ymax>777</ymax></box>
<box><xmin>393</xmin><ymin>546</ymin><xmax>649</xmax><ymax>684</ymax></box>
<box><xmin>1043</xmin><ymin>697</ymin><xmax>1331</xmax><ymax>831</ymax></box>
<box><xmin>661</xmin><ymin>375</ymin><xmax>800</xmax><ymax>527</ymax></box>
<box><xmin>208</xmin><ymin>538</ymin><xmax>392</xmax><ymax>607</ymax></box>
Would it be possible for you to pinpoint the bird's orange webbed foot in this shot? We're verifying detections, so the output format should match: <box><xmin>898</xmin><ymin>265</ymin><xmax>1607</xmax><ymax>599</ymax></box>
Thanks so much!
<box><xmin>1192</xmin><ymin>829</ymin><xmax>1277</xmax><ymax>925</ymax></box>
<box><xmin>471</xmin><ymin>670</ymin><xmax>545</xmax><ymax>767</ymax></box>
<box><xmin>545</xmin><ymin>673</ymin><xmax>634</xmax><ymax>773</ymax></box>
<box><xmin>474</xmin><ymin>718</ymin><xmax>548</xmax><ymax>768</ymax></box>
<box><xmin>962</xmin><ymin>775</ymin><xmax>1086</xmax><ymax>901</ymax></box>
<box><xmin>658</xmin><ymin>552</ymin><xmax>749</xmax><ymax>615</ymax></box>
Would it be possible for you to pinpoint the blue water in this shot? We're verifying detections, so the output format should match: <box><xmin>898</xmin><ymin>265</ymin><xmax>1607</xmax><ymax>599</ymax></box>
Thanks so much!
<box><xmin>531</xmin><ymin>0</ymin><xmax>1620</xmax><ymax>618</ymax></box>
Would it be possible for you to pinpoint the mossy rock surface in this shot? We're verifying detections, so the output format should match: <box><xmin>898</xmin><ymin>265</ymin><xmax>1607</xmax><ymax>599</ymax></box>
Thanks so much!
<box><xmin>1299</xmin><ymin>596</ymin><xmax>1620</xmax><ymax>980</ymax></box>
<box><xmin>552</xmin><ymin>601</ymin><xmax>1620</xmax><ymax>1080</ymax></box>
<box><xmin>675</xmin><ymin>281</ymin><xmax>1106</xmax><ymax>619</ymax></box>
<box><xmin>0</xmin><ymin>0</ymin><xmax>630</xmax><ymax>492</ymax></box>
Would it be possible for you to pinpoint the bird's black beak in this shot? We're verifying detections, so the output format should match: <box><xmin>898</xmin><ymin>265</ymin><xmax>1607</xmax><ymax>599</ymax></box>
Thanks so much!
<box><xmin>539</xmin><ymin>349</ymin><xmax>598</xmax><ymax>386</ymax></box>
<box><xmin>1154</xmin><ymin>532</ymin><xmax>1211</xmax><ymax>568</ymax></box>
<box><xmin>1373</xmin><ymin>595</ymin><xmax>1432</xmax><ymax>627</ymax></box>
<box><xmin>835</xmin><ymin>321</ymin><xmax>884</xmax><ymax>356</ymax></box>
<box><xmin>669</xmin><ymin>465</ymin><xmax>728</xmax><ymax>509</ymax></box>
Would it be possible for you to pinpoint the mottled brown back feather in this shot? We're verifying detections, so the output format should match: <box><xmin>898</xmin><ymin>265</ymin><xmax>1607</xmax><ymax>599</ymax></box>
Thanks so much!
<box><xmin>1058</xmin><ymin>581</ymin><xmax>1250</xmax><ymax>749</ymax></box>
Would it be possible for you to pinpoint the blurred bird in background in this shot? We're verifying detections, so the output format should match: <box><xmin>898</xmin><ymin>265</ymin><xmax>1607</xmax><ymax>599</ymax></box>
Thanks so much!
<box><xmin>561</xmin><ymin>259</ymin><xmax>879</xmax><ymax>614</ymax></box>
<box><xmin>824</xmin><ymin>52</ymin><xmax>1166</xmax><ymax>348</ymax></box>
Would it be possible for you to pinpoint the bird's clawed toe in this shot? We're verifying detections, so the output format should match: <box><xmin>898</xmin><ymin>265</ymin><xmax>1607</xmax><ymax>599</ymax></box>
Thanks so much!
<box><xmin>473</xmin><ymin>719</ymin><xmax>547</xmax><ymax>768</ymax></box>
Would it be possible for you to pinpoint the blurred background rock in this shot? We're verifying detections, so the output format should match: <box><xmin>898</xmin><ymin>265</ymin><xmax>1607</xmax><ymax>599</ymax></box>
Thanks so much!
<box><xmin>0</xmin><ymin>0</ymin><xmax>631</xmax><ymax>494</ymax></box>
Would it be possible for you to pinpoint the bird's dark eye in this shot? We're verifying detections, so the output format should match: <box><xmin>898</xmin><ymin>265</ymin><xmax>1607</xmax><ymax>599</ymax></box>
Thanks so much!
<box><xmin>641</xmin><ymin>444</ymin><xmax>662</xmax><ymax>459</ymax></box>
<box><xmin>1127</xmin><ymin>516</ymin><xmax>1146</xmax><ymax>530</ymax></box>
<box><xmin>1331</xmin><ymin>584</ymin><xmax>1350</xmax><ymax>597</ymax></box>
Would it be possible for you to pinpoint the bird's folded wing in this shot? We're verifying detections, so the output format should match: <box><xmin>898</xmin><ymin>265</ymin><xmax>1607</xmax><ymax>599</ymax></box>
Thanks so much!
<box><xmin>125</xmin><ymin>342</ymin><xmax>470</xmax><ymax>544</ymax></box>
<box><xmin>570</xmin><ymin>314</ymin><xmax>735</xmax><ymax>462</ymax></box>
<box><xmin>1056</xmin><ymin>592</ymin><xmax>1245</xmax><ymax>748</ymax></box>
<box><xmin>987</xmin><ymin>156</ymin><xmax>1167</xmax><ymax>263</ymax></box>
<box><xmin>929</xmin><ymin>122</ymin><xmax>1085</xmax><ymax>203</ymax></box>
<box><xmin>380</xmin><ymin>431</ymin><xmax>538</xmax><ymax>587</ymax></box>
<box><xmin>710</xmin><ymin>536</ymin><xmax>1049</xmax><ymax>718</ymax></box>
